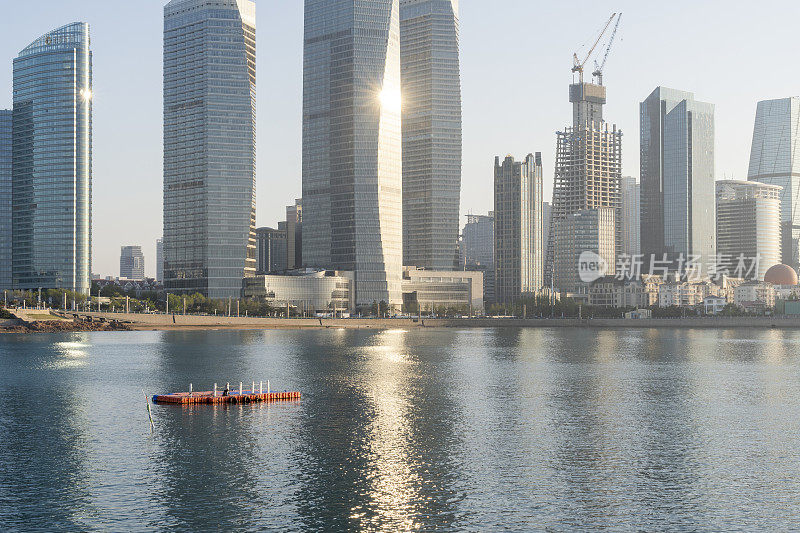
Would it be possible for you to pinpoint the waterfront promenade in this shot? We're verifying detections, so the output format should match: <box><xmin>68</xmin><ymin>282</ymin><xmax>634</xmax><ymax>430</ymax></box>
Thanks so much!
<box><xmin>56</xmin><ymin>311</ymin><xmax>800</xmax><ymax>330</ymax></box>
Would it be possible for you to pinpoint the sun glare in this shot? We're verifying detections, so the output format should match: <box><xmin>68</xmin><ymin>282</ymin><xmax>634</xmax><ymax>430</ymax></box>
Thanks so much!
<box><xmin>379</xmin><ymin>86</ymin><xmax>401</xmax><ymax>113</ymax></box>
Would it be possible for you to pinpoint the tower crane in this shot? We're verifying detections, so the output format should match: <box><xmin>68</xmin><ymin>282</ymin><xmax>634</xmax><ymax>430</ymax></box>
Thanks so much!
<box><xmin>592</xmin><ymin>13</ymin><xmax>622</xmax><ymax>86</ymax></box>
<box><xmin>572</xmin><ymin>13</ymin><xmax>617</xmax><ymax>84</ymax></box>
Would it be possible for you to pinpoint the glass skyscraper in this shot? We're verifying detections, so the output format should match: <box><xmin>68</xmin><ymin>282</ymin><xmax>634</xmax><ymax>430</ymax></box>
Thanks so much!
<box><xmin>747</xmin><ymin>97</ymin><xmax>800</xmax><ymax>268</ymax></box>
<box><xmin>163</xmin><ymin>0</ymin><xmax>257</xmax><ymax>299</ymax></box>
<box><xmin>12</xmin><ymin>23</ymin><xmax>92</xmax><ymax>295</ymax></box>
<box><xmin>400</xmin><ymin>0</ymin><xmax>462</xmax><ymax>270</ymax></box>
<box><xmin>302</xmin><ymin>0</ymin><xmax>404</xmax><ymax>309</ymax></box>
<box><xmin>640</xmin><ymin>87</ymin><xmax>715</xmax><ymax>268</ymax></box>
<box><xmin>621</xmin><ymin>176</ymin><xmax>640</xmax><ymax>257</ymax></box>
<box><xmin>0</xmin><ymin>110</ymin><xmax>11</xmax><ymax>291</ymax></box>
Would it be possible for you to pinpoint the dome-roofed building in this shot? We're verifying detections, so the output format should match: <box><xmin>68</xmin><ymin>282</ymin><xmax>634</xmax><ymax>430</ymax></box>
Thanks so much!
<box><xmin>764</xmin><ymin>264</ymin><xmax>798</xmax><ymax>286</ymax></box>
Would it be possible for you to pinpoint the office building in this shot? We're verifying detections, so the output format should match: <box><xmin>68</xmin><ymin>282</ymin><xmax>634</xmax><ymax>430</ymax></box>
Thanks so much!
<box><xmin>547</xmin><ymin>76</ymin><xmax>622</xmax><ymax>287</ymax></box>
<box><xmin>12</xmin><ymin>23</ymin><xmax>92</xmax><ymax>294</ymax></box>
<box><xmin>494</xmin><ymin>153</ymin><xmax>544</xmax><ymax>303</ymax></box>
<box><xmin>286</xmin><ymin>199</ymin><xmax>302</xmax><ymax>269</ymax></box>
<box><xmin>402</xmin><ymin>266</ymin><xmax>483</xmax><ymax>314</ymax></box>
<box><xmin>640</xmin><ymin>87</ymin><xmax>715</xmax><ymax>269</ymax></box>
<box><xmin>716</xmin><ymin>180</ymin><xmax>781</xmax><ymax>280</ymax></box>
<box><xmin>461</xmin><ymin>213</ymin><xmax>495</xmax><ymax>304</ymax></box>
<box><xmin>120</xmin><ymin>246</ymin><xmax>145</xmax><ymax>280</ymax></box>
<box><xmin>747</xmin><ymin>97</ymin><xmax>800</xmax><ymax>268</ymax></box>
<box><xmin>0</xmin><ymin>110</ymin><xmax>10</xmax><ymax>290</ymax></box>
<box><xmin>553</xmin><ymin>208</ymin><xmax>616</xmax><ymax>292</ymax></box>
<box><xmin>156</xmin><ymin>238</ymin><xmax>163</xmax><ymax>283</ymax></box>
<box><xmin>255</xmin><ymin>227</ymin><xmax>287</xmax><ymax>274</ymax></box>
<box><xmin>163</xmin><ymin>0</ymin><xmax>257</xmax><ymax>298</ymax></box>
<box><xmin>400</xmin><ymin>0</ymin><xmax>462</xmax><ymax>270</ymax></box>
<box><xmin>302</xmin><ymin>0</ymin><xmax>403</xmax><ymax>310</ymax></box>
<box><xmin>462</xmin><ymin>213</ymin><xmax>493</xmax><ymax>267</ymax></box>
<box><xmin>621</xmin><ymin>177</ymin><xmax>640</xmax><ymax>257</ymax></box>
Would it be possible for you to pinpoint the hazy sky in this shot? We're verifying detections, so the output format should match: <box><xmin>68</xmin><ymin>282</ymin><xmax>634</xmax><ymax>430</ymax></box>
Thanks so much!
<box><xmin>1</xmin><ymin>0</ymin><xmax>798</xmax><ymax>277</ymax></box>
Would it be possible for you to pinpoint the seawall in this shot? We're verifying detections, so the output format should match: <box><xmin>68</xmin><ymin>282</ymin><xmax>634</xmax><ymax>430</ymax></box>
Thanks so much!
<box><xmin>58</xmin><ymin>312</ymin><xmax>800</xmax><ymax>330</ymax></box>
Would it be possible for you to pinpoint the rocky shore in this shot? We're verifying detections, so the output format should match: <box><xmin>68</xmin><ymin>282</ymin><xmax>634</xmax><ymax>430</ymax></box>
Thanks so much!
<box><xmin>0</xmin><ymin>320</ymin><xmax>133</xmax><ymax>334</ymax></box>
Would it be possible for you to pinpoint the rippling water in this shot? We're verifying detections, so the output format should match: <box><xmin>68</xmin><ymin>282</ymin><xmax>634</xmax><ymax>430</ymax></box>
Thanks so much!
<box><xmin>1</xmin><ymin>328</ymin><xmax>800</xmax><ymax>531</ymax></box>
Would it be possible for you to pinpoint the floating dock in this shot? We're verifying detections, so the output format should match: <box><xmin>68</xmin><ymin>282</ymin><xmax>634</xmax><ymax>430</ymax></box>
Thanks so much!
<box><xmin>152</xmin><ymin>388</ymin><xmax>300</xmax><ymax>405</ymax></box>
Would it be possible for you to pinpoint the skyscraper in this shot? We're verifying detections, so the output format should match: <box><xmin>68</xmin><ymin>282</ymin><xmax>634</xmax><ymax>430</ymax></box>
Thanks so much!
<box><xmin>621</xmin><ymin>177</ymin><xmax>640</xmax><ymax>257</ymax></box>
<box><xmin>285</xmin><ymin>199</ymin><xmax>302</xmax><ymax>269</ymax></box>
<box><xmin>12</xmin><ymin>23</ymin><xmax>92</xmax><ymax>295</ymax></box>
<box><xmin>716</xmin><ymin>180</ymin><xmax>781</xmax><ymax>280</ymax></box>
<box><xmin>747</xmin><ymin>97</ymin><xmax>800</xmax><ymax>268</ymax></box>
<box><xmin>547</xmin><ymin>76</ymin><xmax>622</xmax><ymax>288</ymax></box>
<box><xmin>640</xmin><ymin>87</ymin><xmax>715</xmax><ymax>269</ymax></box>
<box><xmin>255</xmin><ymin>227</ymin><xmax>287</xmax><ymax>274</ymax></box>
<box><xmin>156</xmin><ymin>238</ymin><xmax>163</xmax><ymax>283</ymax></box>
<box><xmin>120</xmin><ymin>246</ymin><xmax>146</xmax><ymax>280</ymax></box>
<box><xmin>462</xmin><ymin>213</ymin><xmax>494</xmax><ymax>268</ymax></box>
<box><xmin>400</xmin><ymin>0</ymin><xmax>462</xmax><ymax>270</ymax></box>
<box><xmin>461</xmin><ymin>212</ymin><xmax>494</xmax><ymax>304</ymax></box>
<box><xmin>303</xmin><ymin>0</ymin><xmax>404</xmax><ymax>310</ymax></box>
<box><xmin>0</xmin><ymin>110</ymin><xmax>11</xmax><ymax>291</ymax></box>
<box><xmin>163</xmin><ymin>0</ymin><xmax>256</xmax><ymax>298</ymax></box>
<box><xmin>494</xmin><ymin>154</ymin><xmax>544</xmax><ymax>304</ymax></box>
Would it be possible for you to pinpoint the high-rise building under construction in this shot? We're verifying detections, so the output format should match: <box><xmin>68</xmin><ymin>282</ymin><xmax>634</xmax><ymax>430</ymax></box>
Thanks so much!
<box><xmin>546</xmin><ymin>14</ymin><xmax>623</xmax><ymax>291</ymax></box>
<box><xmin>546</xmin><ymin>81</ymin><xmax>623</xmax><ymax>289</ymax></box>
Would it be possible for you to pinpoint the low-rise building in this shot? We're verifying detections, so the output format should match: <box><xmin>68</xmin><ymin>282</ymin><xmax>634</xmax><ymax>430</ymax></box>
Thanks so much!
<box><xmin>775</xmin><ymin>285</ymin><xmax>800</xmax><ymax>300</ymax></box>
<box><xmin>715</xmin><ymin>275</ymin><xmax>746</xmax><ymax>303</ymax></box>
<box><xmin>658</xmin><ymin>281</ymin><xmax>715</xmax><ymax>308</ymax></box>
<box><xmin>640</xmin><ymin>274</ymin><xmax>663</xmax><ymax>306</ymax></box>
<box><xmin>625</xmin><ymin>309</ymin><xmax>651</xmax><ymax>319</ymax></box>
<box><xmin>401</xmin><ymin>267</ymin><xmax>484</xmax><ymax>314</ymax></box>
<box><xmin>734</xmin><ymin>281</ymin><xmax>775</xmax><ymax>311</ymax></box>
<box><xmin>589</xmin><ymin>275</ymin><xmax>663</xmax><ymax>309</ymax></box>
<box><xmin>588</xmin><ymin>277</ymin><xmax>625</xmax><ymax>308</ymax></box>
<box><xmin>241</xmin><ymin>269</ymin><xmax>354</xmax><ymax>316</ymax></box>
<box><xmin>94</xmin><ymin>277</ymin><xmax>162</xmax><ymax>296</ymax></box>
<box><xmin>704</xmin><ymin>295</ymin><xmax>727</xmax><ymax>315</ymax></box>
<box><xmin>776</xmin><ymin>299</ymin><xmax>800</xmax><ymax>316</ymax></box>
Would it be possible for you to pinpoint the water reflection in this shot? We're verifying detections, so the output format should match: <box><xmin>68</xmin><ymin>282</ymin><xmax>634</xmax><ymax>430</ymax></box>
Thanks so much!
<box><xmin>2</xmin><ymin>328</ymin><xmax>800</xmax><ymax>529</ymax></box>
<box><xmin>292</xmin><ymin>329</ymin><xmax>466</xmax><ymax>531</ymax></box>
<box><xmin>0</xmin><ymin>333</ymin><xmax>95</xmax><ymax>530</ymax></box>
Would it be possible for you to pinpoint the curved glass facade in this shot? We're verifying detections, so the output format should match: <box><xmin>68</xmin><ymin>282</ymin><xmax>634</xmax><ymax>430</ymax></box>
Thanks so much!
<box><xmin>163</xmin><ymin>0</ymin><xmax>257</xmax><ymax>299</ymax></box>
<box><xmin>302</xmin><ymin>0</ymin><xmax>403</xmax><ymax>309</ymax></box>
<box><xmin>12</xmin><ymin>22</ymin><xmax>92</xmax><ymax>295</ymax></box>
<box><xmin>747</xmin><ymin>97</ymin><xmax>800</xmax><ymax>268</ymax></box>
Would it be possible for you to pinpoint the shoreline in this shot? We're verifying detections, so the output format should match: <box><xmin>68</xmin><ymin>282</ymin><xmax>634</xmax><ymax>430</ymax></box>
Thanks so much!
<box><xmin>1</xmin><ymin>311</ymin><xmax>798</xmax><ymax>333</ymax></box>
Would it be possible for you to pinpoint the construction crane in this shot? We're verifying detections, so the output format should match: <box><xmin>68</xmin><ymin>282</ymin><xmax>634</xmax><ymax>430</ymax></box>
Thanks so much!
<box><xmin>592</xmin><ymin>13</ymin><xmax>622</xmax><ymax>86</ymax></box>
<box><xmin>571</xmin><ymin>13</ymin><xmax>617</xmax><ymax>84</ymax></box>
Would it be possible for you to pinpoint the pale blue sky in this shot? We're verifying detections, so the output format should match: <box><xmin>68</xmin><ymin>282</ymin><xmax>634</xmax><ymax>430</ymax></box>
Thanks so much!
<box><xmin>1</xmin><ymin>0</ymin><xmax>798</xmax><ymax>277</ymax></box>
